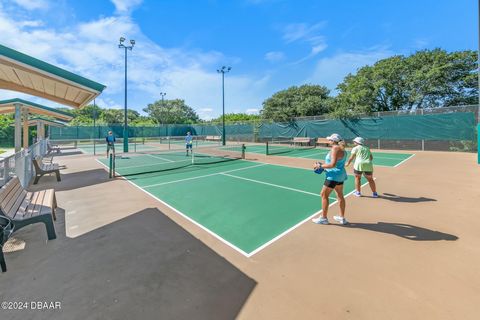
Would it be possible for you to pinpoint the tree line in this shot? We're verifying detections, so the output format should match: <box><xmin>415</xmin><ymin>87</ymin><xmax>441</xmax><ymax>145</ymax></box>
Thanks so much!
<box><xmin>1</xmin><ymin>48</ymin><xmax>477</xmax><ymax>131</ymax></box>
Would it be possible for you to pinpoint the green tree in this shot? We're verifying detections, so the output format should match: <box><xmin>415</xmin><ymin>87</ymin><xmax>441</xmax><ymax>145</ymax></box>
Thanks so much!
<box><xmin>143</xmin><ymin>99</ymin><xmax>200</xmax><ymax>124</ymax></box>
<box><xmin>332</xmin><ymin>49</ymin><xmax>478</xmax><ymax>117</ymax></box>
<box><xmin>260</xmin><ymin>84</ymin><xmax>332</xmax><ymax>122</ymax></box>
<box><xmin>68</xmin><ymin>104</ymin><xmax>103</xmax><ymax>125</ymax></box>
<box><xmin>210</xmin><ymin>113</ymin><xmax>261</xmax><ymax>123</ymax></box>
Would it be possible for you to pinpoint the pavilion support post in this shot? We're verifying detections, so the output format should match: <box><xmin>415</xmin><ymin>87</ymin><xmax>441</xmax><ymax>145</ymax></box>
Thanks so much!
<box><xmin>14</xmin><ymin>103</ymin><xmax>22</xmax><ymax>153</ymax></box>
<box><xmin>22</xmin><ymin>107</ymin><xmax>29</xmax><ymax>149</ymax></box>
<box><xmin>37</xmin><ymin>121</ymin><xmax>42</xmax><ymax>141</ymax></box>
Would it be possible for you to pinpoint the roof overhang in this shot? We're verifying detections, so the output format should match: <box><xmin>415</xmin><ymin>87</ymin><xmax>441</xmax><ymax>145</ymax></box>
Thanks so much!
<box><xmin>0</xmin><ymin>98</ymin><xmax>74</xmax><ymax>121</ymax></box>
<box><xmin>11</xmin><ymin>117</ymin><xmax>67</xmax><ymax>127</ymax></box>
<box><xmin>0</xmin><ymin>44</ymin><xmax>106</xmax><ymax>108</ymax></box>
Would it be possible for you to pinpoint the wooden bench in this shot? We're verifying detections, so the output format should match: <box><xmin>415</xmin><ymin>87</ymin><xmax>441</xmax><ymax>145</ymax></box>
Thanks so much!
<box><xmin>205</xmin><ymin>135</ymin><xmax>222</xmax><ymax>141</ymax></box>
<box><xmin>47</xmin><ymin>141</ymin><xmax>60</xmax><ymax>154</ymax></box>
<box><xmin>316</xmin><ymin>137</ymin><xmax>330</xmax><ymax>147</ymax></box>
<box><xmin>293</xmin><ymin>137</ymin><xmax>313</xmax><ymax>146</ymax></box>
<box><xmin>33</xmin><ymin>157</ymin><xmax>61</xmax><ymax>185</ymax></box>
<box><xmin>0</xmin><ymin>177</ymin><xmax>57</xmax><ymax>272</ymax></box>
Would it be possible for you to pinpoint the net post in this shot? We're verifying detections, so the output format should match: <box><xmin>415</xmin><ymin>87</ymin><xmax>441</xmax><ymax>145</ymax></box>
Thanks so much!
<box><xmin>266</xmin><ymin>141</ymin><xmax>269</xmax><ymax>155</ymax></box>
<box><xmin>109</xmin><ymin>153</ymin><xmax>113</xmax><ymax>178</ymax></box>
<box><xmin>241</xmin><ymin>144</ymin><xmax>245</xmax><ymax>159</ymax></box>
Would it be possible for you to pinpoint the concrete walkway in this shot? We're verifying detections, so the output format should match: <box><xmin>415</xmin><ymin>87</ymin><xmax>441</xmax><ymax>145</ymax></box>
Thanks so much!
<box><xmin>1</xmin><ymin>148</ymin><xmax>479</xmax><ymax>320</ymax></box>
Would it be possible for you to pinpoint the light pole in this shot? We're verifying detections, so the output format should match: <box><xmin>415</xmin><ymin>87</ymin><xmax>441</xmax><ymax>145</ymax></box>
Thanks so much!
<box><xmin>217</xmin><ymin>66</ymin><xmax>231</xmax><ymax>146</ymax></box>
<box><xmin>118</xmin><ymin>37</ymin><xmax>135</xmax><ymax>152</ymax></box>
<box><xmin>160</xmin><ymin>92</ymin><xmax>166</xmax><ymax>136</ymax></box>
<box><xmin>93</xmin><ymin>99</ymin><xmax>96</xmax><ymax>155</ymax></box>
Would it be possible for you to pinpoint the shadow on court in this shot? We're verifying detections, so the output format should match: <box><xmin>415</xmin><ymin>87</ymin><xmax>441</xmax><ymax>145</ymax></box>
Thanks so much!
<box><xmin>31</xmin><ymin>168</ymin><xmax>112</xmax><ymax>192</ymax></box>
<box><xmin>341</xmin><ymin>222</ymin><xmax>458</xmax><ymax>241</ymax></box>
<box><xmin>0</xmin><ymin>208</ymin><xmax>256</xmax><ymax>320</ymax></box>
<box><xmin>379</xmin><ymin>193</ymin><xmax>437</xmax><ymax>203</ymax></box>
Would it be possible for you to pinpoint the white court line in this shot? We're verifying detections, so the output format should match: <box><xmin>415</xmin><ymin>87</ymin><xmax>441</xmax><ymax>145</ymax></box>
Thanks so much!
<box><xmin>146</xmin><ymin>154</ymin><xmax>175</xmax><ymax>162</ymax></box>
<box><xmin>221</xmin><ymin>173</ymin><xmax>320</xmax><ymax>197</ymax></box>
<box><xmin>115</xmin><ymin>158</ymin><xmax>191</xmax><ymax>170</ymax></box>
<box><xmin>247</xmin><ymin>179</ymin><xmax>372</xmax><ymax>256</ymax></box>
<box><xmin>96</xmin><ymin>157</ymin><xmax>352</xmax><ymax>257</ymax></box>
<box><xmin>393</xmin><ymin>153</ymin><xmax>416</xmax><ymax>167</ymax></box>
<box><xmin>143</xmin><ymin>163</ymin><xmax>268</xmax><ymax>188</ymax></box>
<box><xmin>95</xmin><ymin>159</ymin><xmax>252</xmax><ymax>257</ymax></box>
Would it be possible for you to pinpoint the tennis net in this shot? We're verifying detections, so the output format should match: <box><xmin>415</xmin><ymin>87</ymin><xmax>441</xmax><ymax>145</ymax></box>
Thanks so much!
<box><xmin>266</xmin><ymin>140</ymin><xmax>316</xmax><ymax>155</ymax></box>
<box><xmin>111</xmin><ymin>144</ymin><xmax>245</xmax><ymax>177</ymax></box>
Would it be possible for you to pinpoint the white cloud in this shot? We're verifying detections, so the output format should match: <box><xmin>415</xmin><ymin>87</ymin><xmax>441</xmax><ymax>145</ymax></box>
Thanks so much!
<box><xmin>283</xmin><ymin>22</ymin><xmax>326</xmax><ymax>44</ymax></box>
<box><xmin>307</xmin><ymin>47</ymin><xmax>394</xmax><ymax>92</ymax></box>
<box><xmin>18</xmin><ymin>20</ymin><xmax>44</xmax><ymax>27</ymax></box>
<box><xmin>0</xmin><ymin>4</ymin><xmax>270</xmax><ymax>118</ymax></box>
<box><xmin>245</xmin><ymin>108</ymin><xmax>259</xmax><ymax>114</ymax></box>
<box><xmin>11</xmin><ymin>0</ymin><xmax>48</xmax><ymax>10</ymax></box>
<box><xmin>265</xmin><ymin>51</ymin><xmax>285</xmax><ymax>62</ymax></box>
<box><xmin>282</xmin><ymin>22</ymin><xmax>328</xmax><ymax>62</ymax></box>
<box><xmin>110</xmin><ymin>0</ymin><xmax>143</xmax><ymax>14</ymax></box>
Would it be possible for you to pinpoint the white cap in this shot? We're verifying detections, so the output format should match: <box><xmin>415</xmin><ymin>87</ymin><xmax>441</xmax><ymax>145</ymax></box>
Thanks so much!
<box><xmin>353</xmin><ymin>137</ymin><xmax>364</xmax><ymax>145</ymax></box>
<box><xmin>326</xmin><ymin>133</ymin><xmax>343</xmax><ymax>142</ymax></box>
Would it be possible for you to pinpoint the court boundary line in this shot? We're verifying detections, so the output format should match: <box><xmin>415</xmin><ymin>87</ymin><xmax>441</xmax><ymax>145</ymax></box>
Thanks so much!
<box><xmin>95</xmin><ymin>158</ymin><xmax>252</xmax><ymax>257</ymax></box>
<box><xmin>393</xmin><ymin>153</ymin><xmax>416</xmax><ymax>167</ymax></box>
<box><xmin>146</xmin><ymin>154</ymin><xmax>175</xmax><ymax>162</ymax></box>
<box><xmin>221</xmin><ymin>172</ymin><xmax>327</xmax><ymax>198</ymax></box>
<box><xmin>94</xmin><ymin>158</ymin><xmax>364</xmax><ymax>257</ymax></box>
<box><xmin>115</xmin><ymin>158</ymin><xmax>191</xmax><ymax>170</ymax></box>
<box><xmin>253</xmin><ymin>152</ymin><xmax>410</xmax><ymax>168</ymax></box>
<box><xmin>247</xmin><ymin>179</ymin><xmax>372</xmax><ymax>256</ymax></box>
<box><xmin>142</xmin><ymin>163</ymin><xmax>268</xmax><ymax>188</ymax></box>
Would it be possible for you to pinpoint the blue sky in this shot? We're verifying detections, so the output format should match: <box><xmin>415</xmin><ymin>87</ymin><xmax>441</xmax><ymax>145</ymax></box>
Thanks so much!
<box><xmin>0</xmin><ymin>0</ymin><xmax>477</xmax><ymax>119</ymax></box>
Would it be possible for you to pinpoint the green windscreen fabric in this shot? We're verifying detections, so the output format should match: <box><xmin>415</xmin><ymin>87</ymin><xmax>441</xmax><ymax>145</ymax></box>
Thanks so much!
<box><xmin>49</xmin><ymin>112</ymin><xmax>476</xmax><ymax>141</ymax></box>
<box><xmin>260</xmin><ymin>112</ymin><xmax>476</xmax><ymax>141</ymax></box>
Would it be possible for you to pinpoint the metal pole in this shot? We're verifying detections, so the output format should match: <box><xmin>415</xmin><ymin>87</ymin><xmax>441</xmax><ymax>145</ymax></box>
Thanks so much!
<box><xmin>123</xmin><ymin>46</ymin><xmax>129</xmax><ymax>153</ymax></box>
<box><xmin>93</xmin><ymin>99</ymin><xmax>96</xmax><ymax>155</ymax></box>
<box><xmin>222</xmin><ymin>72</ymin><xmax>226</xmax><ymax>146</ymax></box>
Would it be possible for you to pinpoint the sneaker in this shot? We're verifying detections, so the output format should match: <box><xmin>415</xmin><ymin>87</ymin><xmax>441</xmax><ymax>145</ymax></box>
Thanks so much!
<box><xmin>312</xmin><ymin>217</ymin><xmax>329</xmax><ymax>225</ymax></box>
<box><xmin>353</xmin><ymin>191</ymin><xmax>361</xmax><ymax>197</ymax></box>
<box><xmin>333</xmin><ymin>215</ymin><xmax>349</xmax><ymax>225</ymax></box>
<box><xmin>372</xmin><ymin>192</ymin><xmax>378</xmax><ymax>198</ymax></box>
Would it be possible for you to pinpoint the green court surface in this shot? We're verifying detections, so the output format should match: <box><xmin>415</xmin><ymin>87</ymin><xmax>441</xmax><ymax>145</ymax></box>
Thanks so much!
<box><xmin>78</xmin><ymin>140</ymin><xmax>220</xmax><ymax>154</ymax></box>
<box><xmin>246</xmin><ymin>144</ymin><xmax>414</xmax><ymax>167</ymax></box>
<box><xmin>78</xmin><ymin>143</ymin><xmax>161</xmax><ymax>154</ymax></box>
<box><xmin>99</xmin><ymin>153</ymin><xmax>365</xmax><ymax>256</ymax></box>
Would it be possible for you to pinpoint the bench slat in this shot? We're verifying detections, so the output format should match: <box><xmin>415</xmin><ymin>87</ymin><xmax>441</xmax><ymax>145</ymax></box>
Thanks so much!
<box><xmin>3</xmin><ymin>183</ymin><xmax>24</xmax><ymax>216</ymax></box>
<box><xmin>24</xmin><ymin>191</ymin><xmax>45</xmax><ymax>219</ymax></box>
<box><xmin>0</xmin><ymin>178</ymin><xmax>20</xmax><ymax>204</ymax></box>
<box><xmin>8</xmin><ymin>189</ymin><xmax>28</xmax><ymax>219</ymax></box>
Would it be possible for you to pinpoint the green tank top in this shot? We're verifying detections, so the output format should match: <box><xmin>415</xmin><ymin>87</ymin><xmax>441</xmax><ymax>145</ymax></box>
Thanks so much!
<box><xmin>351</xmin><ymin>145</ymin><xmax>373</xmax><ymax>172</ymax></box>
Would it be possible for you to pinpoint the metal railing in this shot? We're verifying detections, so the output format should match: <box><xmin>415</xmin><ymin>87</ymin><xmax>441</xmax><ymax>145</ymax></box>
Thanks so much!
<box><xmin>0</xmin><ymin>139</ymin><xmax>48</xmax><ymax>188</ymax></box>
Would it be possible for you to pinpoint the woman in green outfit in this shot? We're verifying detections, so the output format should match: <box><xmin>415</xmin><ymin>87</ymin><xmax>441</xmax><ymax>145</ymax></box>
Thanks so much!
<box><xmin>346</xmin><ymin>137</ymin><xmax>378</xmax><ymax>198</ymax></box>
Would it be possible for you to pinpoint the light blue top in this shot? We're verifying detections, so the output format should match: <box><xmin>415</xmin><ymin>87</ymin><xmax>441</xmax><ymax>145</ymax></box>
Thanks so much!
<box><xmin>325</xmin><ymin>150</ymin><xmax>348</xmax><ymax>182</ymax></box>
<box><xmin>185</xmin><ymin>135</ymin><xmax>193</xmax><ymax>144</ymax></box>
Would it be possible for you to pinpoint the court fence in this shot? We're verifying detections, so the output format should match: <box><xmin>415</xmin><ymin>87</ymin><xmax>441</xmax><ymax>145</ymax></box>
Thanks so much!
<box><xmin>48</xmin><ymin>105</ymin><xmax>479</xmax><ymax>152</ymax></box>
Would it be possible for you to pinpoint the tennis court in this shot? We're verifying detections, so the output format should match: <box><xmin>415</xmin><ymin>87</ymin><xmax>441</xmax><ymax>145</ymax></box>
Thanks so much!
<box><xmin>245</xmin><ymin>143</ymin><xmax>414</xmax><ymax>167</ymax></box>
<box><xmin>76</xmin><ymin>137</ymin><xmax>221</xmax><ymax>155</ymax></box>
<box><xmin>98</xmin><ymin>147</ymin><xmax>366</xmax><ymax>256</ymax></box>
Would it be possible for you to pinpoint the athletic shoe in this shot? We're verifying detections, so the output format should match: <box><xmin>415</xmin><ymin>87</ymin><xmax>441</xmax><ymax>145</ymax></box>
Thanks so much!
<box><xmin>312</xmin><ymin>217</ymin><xmax>329</xmax><ymax>225</ymax></box>
<box><xmin>372</xmin><ymin>192</ymin><xmax>378</xmax><ymax>198</ymax></box>
<box><xmin>353</xmin><ymin>191</ymin><xmax>361</xmax><ymax>197</ymax></box>
<box><xmin>333</xmin><ymin>215</ymin><xmax>349</xmax><ymax>225</ymax></box>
